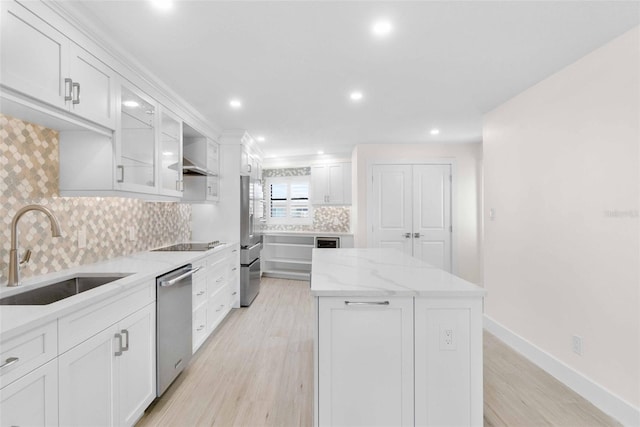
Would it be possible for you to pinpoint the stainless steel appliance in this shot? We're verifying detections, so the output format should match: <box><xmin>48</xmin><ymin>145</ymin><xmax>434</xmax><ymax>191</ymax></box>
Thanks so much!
<box><xmin>156</xmin><ymin>264</ymin><xmax>199</xmax><ymax>396</ymax></box>
<box><xmin>240</xmin><ymin>175</ymin><xmax>262</xmax><ymax>306</ymax></box>
<box><xmin>316</xmin><ymin>236</ymin><xmax>340</xmax><ymax>249</ymax></box>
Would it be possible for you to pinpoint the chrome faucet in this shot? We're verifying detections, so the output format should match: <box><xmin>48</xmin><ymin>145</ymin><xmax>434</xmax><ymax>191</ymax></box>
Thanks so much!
<box><xmin>7</xmin><ymin>205</ymin><xmax>62</xmax><ymax>287</ymax></box>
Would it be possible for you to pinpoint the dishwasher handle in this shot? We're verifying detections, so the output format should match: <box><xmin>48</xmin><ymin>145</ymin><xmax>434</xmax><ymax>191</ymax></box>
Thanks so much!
<box><xmin>159</xmin><ymin>267</ymin><xmax>200</xmax><ymax>287</ymax></box>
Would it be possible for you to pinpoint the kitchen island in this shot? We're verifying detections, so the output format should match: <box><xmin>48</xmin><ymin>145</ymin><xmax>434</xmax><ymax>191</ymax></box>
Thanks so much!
<box><xmin>311</xmin><ymin>248</ymin><xmax>486</xmax><ymax>427</ymax></box>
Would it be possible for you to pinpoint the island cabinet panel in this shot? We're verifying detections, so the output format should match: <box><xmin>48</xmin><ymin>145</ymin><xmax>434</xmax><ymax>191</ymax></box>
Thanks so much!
<box><xmin>414</xmin><ymin>298</ymin><xmax>484</xmax><ymax>427</ymax></box>
<box><xmin>317</xmin><ymin>297</ymin><xmax>414</xmax><ymax>427</ymax></box>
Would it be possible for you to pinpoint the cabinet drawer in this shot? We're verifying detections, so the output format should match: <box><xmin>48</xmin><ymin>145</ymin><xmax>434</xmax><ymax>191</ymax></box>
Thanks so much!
<box><xmin>192</xmin><ymin>305</ymin><xmax>207</xmax><ymax>353</ymax></box>
<box><xmin>58</xmin><ymin>280</ymin><xmax>155</xmax><ymax>353</ymax></box>
<box><xmin>0</xmin><ymin>321</ymin><xmax>57</xmax><ymax>389</ymax></box>
<box><xmin>207</xmin><ymin>285</ymin><xmax>231</xmax><ymax>333</ymax></box>
<box><xmin>192</xmin><ymin>274</ymin><xmax>207</xmax><ymax>309</ymax></box>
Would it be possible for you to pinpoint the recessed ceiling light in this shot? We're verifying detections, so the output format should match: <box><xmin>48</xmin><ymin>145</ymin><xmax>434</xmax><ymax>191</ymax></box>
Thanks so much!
<box><xmin>256</xmin><ymin>136</ymin><xmax>265</xmax><ymax>142</ymax></box>
<box><xmin>122</xmin><ymin>100</ymin><xmax>139</xmax><ymax>108</ymax></box>
<box><xmin>229</xmin><ymin>99</ymin><xmax>242</xmax><ymax>109</ymax></box>
<box><xmin>372</xmin><ymin>19</ymin><xmax>393</xmax><ymax>37</ymax></box>
<box><xmin>150</xmin><ymin>0</ymin><xmax>173</xmax><ymax>11</ymax></box>
<box><xmin>350</xmin><ymin>91</ymin><xmax>363</xmax><ymax>101</ymax></box>
<box><xmin>430</xmin><ymin>128</ymin><xmax>440</xmax><ymax>135</ymax></box>
<box><xmin>317</xmin><ymin>151</ymin><xmax>324</xmax><ymax>155</ymax></box>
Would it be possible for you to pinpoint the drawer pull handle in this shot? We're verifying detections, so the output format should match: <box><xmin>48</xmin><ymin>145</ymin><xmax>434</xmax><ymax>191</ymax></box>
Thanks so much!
<box><xmin>0</xmin><ymin>357</ymin><xmax>19</xmax><ymax>369</ymax></box>
<box><xmin>197</xmin><ymin>325</ymin><xmax>205</xmax><ymax>331</ymax></box>
<box><xmin>121</xmin><ymin>329</ymin><xmax>129</xmax><ymax>352</ymax></box>
<box><xmin>344</xmin><ymin>301</ymin><xmax>390</xmax><ymax>306</ymax></box>
<box><xmin>114</xmin><ymin>333</ymin><xmax>123</xmax><ymax>356</ymax></box>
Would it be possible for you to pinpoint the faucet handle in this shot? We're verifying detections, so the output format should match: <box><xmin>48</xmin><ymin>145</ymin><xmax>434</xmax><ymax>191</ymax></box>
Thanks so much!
<box><xmin>20</xmin><ymin>249</ymin><xmax>32</xmax><ymax>265</ymax></box>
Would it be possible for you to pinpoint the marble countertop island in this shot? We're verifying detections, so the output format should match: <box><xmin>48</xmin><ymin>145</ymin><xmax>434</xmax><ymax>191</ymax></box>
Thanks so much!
<box><xmin>311</xmin><ymin>248</ymin><xmax>486</xmax><ymax>297</ymax></box>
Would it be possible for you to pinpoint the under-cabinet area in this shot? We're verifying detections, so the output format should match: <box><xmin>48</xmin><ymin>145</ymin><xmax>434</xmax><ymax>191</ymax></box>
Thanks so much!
<box><xmin>261</xmin><ymin>233</ymin><xmax>354</xmax><ymax>280</ymax></box>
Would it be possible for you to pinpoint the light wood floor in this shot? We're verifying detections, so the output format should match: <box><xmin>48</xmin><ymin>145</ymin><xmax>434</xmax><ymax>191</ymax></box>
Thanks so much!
<box><xmin>138</xmin><ymin>277</ymin><xmax>619</xmax><ymax>427</ymax></box>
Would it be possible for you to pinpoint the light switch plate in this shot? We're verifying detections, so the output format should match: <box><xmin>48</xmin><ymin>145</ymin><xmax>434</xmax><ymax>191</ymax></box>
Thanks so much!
<box><xmin>77</xmin><ymin>226</ymin><xmax>86</xmax><ymax>249</ymax></box>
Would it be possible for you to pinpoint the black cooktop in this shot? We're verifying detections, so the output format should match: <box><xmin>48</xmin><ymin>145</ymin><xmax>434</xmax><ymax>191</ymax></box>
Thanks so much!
<box><xmin>152</xmin><ymin>241</ymin><xmax>223</xmax><ymax>252</ymax></box>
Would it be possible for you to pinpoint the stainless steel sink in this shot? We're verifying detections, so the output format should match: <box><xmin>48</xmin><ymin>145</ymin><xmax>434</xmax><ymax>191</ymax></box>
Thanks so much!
<box><xmin>0</xmin><ymin>274</ymin><xmax>131</xmax><ymax>305</ymax></box>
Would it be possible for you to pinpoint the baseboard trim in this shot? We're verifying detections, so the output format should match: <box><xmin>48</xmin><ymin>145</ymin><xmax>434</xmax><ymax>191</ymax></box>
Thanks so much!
<box><xmin>484</xmin><ymin>315</ymin><xmax>640</xmax><ymax>427</ymax></box>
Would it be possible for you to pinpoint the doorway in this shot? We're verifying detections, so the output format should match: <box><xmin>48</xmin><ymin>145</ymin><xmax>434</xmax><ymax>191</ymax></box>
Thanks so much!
<box><xmin>369</xmin><ymin>163</ymin><xmax>453</xmax><ymax>272</ymax></box>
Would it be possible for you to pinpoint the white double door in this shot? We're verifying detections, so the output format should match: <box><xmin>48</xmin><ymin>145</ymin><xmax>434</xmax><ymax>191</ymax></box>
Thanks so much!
<box><xmin>371</xmin><ymin>164</ymin><xmax>452</xmax><ymax>271</ymax></box>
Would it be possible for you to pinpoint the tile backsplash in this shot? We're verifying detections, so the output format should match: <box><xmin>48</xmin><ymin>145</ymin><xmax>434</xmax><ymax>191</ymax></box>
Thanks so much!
<box><xmin>0</xmin><ymin>114</ymin><xmax>191</xmax><ymax>285</ymax></box>
<box><xmin>261</xmin><ymin>167</ymin><xmax>351</xmax><ymax>233</ymax></box>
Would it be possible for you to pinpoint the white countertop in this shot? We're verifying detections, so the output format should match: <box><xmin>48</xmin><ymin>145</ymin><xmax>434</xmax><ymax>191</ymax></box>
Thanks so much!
<box><xmin>0</xmin><ymin>242</ymin><xmax>238</xmax><ymax>341</ymax></box>
<box><xmin>311</xmin><ymin>248</ymin><xmax>486</xmax><ymax>297</ymax></box>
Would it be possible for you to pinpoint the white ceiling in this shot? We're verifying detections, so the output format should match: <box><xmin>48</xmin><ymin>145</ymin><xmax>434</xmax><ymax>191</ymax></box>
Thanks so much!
<box><xmin>65</xmin><ymin>1</ymin><xmax>639</xmax><ymax>157</ymax></box>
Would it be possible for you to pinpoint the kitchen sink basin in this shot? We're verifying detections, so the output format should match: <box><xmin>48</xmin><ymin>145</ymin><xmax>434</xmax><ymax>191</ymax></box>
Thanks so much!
<box><xmin>0</xmin><ymin>274</ymin><xmax>131</xmax><ymax>306</ymax></box>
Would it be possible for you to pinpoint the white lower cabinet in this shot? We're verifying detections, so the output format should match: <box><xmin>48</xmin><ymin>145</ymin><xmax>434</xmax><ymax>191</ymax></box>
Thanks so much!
<box><xmin>317</xmin><ymin>296</ymin><xmax>483</xmax><ymax>427</ymax></box>
<box><xmin>58</xmin><ymin>303</ymin><xmax>155</xmax><ymax>427</ymax></box>
<box><xmin>414</xmin><ymin>298</ymin><xmax>483</xmax><ymax>427</ymax></box>
<box><xmin>0</xmin><ymin>358</ymin><xmax>59</xmax><ymax>427</ymax></box>
<box><xmin>317</xmin><ymin>297</ymin><xmax>414</xmax><ymax>427</ymax></box>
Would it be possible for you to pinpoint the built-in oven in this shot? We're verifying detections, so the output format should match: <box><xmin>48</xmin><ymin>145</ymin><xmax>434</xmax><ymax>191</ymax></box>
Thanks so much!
<box><xmin>316</xmin><ymin>236</ymin><xmax>340</xmax><ymax>249</ymax></box>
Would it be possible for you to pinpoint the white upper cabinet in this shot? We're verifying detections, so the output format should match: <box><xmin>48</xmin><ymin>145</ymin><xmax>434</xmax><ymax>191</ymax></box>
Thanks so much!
<box><xmin>183</xmin><ymin>133</ymin><xmax>220</xmax><ymax>203</ymax></box>
<box><xmin>311</xmin><ymin>163</ymin><xmax>352</xmax><ymax>205</ymax></box>
<box><xmin>158</xmin><ymin>107</ymin><xmax>183</xmax><ymax>197</ymax></box>
<box><xmin>0</xmin><ymin>1</ymin><xmax>116</xmax><ymax>129</ymax></box>
<box><xmin>116</xmin><ymin>84</ymin><xmax>158</xmax><ymax>193</ymax></box>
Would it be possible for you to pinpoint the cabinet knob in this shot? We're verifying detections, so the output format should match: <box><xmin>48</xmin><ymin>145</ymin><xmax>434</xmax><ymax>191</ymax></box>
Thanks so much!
<box><xmin>403</xmin><ymin>232</ymin><xmax>411</xmax><ymax>238</ymax></box>
<box><xmin>414</xmin><ymin>232</ymin><xmax>421</xmax><ymax>238</ymax></box>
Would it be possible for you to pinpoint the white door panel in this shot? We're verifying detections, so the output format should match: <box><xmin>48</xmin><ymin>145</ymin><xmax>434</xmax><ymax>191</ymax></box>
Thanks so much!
<box><xmin>372</xmin><ymin>165</ymin><xmax>412</xmax><ymax>256</ymax></box>
<box><xmin>413</xmin><ymin>165</ymin><xmax>452</xmax><ymax>272</ymax></box>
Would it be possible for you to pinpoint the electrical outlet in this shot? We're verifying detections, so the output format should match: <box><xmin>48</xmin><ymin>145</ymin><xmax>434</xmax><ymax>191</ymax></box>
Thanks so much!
<box><xmin>128</xmin><ymin>226</ymin><xmax>136</xmax><ymax>241</ymax></box>
<box><xmin>489</xmin><ymin>208</ymin><xmax>496</xmax><ymax>221</ymax></box>
<box><xmin>77</xmin><ymin>226</ymin><xmax>86</xmax><ymax>249</ymax></box>
<box><xmin>439</xmin><ymin>325</ymin><xmax>456</xmax><ymax>351</ymax></box>
<box><xmin>572</xmin><ymin>335</ymin><xmax>583</xmax><ymax>355</ymax></box>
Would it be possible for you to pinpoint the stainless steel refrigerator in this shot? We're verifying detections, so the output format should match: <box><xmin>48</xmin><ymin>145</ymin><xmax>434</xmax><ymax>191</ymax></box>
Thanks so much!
<box><xmin>240</xmin><ymin>175</ymin><xmax>262</xmax><ymax>306</ymax></box>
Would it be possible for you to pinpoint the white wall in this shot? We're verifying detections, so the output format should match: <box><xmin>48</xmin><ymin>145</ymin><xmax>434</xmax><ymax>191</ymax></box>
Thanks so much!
<box><xmin>483</xmin><ymin>25</ymin><xmax>639</xmax><ymax>414</ymax></box>
<box><xmin>352</xmin><ymin>143</ymin><xmax>482</xmax><ymax>285</ymax></box>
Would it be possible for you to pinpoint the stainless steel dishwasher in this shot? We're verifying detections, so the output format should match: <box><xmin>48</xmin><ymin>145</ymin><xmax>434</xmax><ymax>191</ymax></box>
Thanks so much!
<box><xmin>156</xmin><ymin>264</ymin><xmax>199</xmax><ymax>396</ymax></box>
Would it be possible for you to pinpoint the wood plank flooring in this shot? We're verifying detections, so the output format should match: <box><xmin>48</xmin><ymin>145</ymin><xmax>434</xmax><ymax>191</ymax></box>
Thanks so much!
<box><xmin>137</xmin><ymin>277</ymin><xmax>619</xmax><ymax>427</ymax></box>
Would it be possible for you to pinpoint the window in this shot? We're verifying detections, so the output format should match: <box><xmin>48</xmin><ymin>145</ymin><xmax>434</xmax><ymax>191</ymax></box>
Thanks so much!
<box><xmin>266</xmin><ymin>176</ymin><xmax>312</xmax><ymax>224</ymax></box>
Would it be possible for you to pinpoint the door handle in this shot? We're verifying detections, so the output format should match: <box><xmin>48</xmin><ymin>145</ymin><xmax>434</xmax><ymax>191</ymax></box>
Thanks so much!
<box><xmin>345</xmin><ymin>301</ymin><xmax>390</xmax><ymax>306</ymax></box>
<box><xmin>403</xmin><ymin>233</ymin><xmax>411</xmax><ymax>238</ymax></box>
<box><xmin>64</xmin><ymin>78</ymin><xmax>73</xmax><ymax>101</ymax></box>
<box><xmin>114</xmin><ymin>333</ymin><xmax>123</xmax><ymax>356</ymax></box>
<box><xmin>121</xmin><ymin>329</ymin><xmax>129</xmax><ymax>352</ymax></box>
<box><xmin>72</xmin><ymin>82</ymin><xmax>80</xmax><ymax>105</ymax></box>
<box><xmin>0</xmin><ymin>357</ymin><xmax>19</xmax><ymax>369</ymax></box>
<box><xmin>414</xmin><ymin>232</ymin><xmax>421</xmax><ymax>238</ymax></box>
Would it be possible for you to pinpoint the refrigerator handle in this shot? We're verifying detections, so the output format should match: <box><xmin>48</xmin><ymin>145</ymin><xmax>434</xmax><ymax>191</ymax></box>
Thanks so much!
<box><xmin>249</xmin><ymin>213</ymin><xmax>254</xmax><ymax>236</ymax></box>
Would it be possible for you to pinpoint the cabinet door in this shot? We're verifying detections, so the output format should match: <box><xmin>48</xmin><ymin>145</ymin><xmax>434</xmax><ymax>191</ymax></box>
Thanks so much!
<box><xmin>318</xmin><ymin>297</ymin><xmax>414</xmax><ymax>427</ymax></box>
<box><xmin>311</xmin><ymin>165</ymin><xmax>328</xmax><ymax>204</ymax></box>
<box><xmin>0</xmin><ymin>359</ymin><xmax>58</xmax><ymax>427</ymax></box>
<box><xmin>116</xmin><ymin>84</ymin><xmax>157</xmax><ymax>192</ymax></box>
<box><xmin>159</xmin><ymin>107</ymin><xmax>183</xmax><ymax>197</ymax></box>
<box><xmin>240</xmin><ymin>147</ymin><xmax>251</xmax><ymax>176</ymax></box>
<box><xmin>117</xmin><ymin>304</ymin><xmax>156</xmax><ymax>426</ymax></box>
<box><xmin>414</xmin><ymin>298</ymin><xmax>483</xmax><ymax>427</ymax></box>
<box><xmin>327</xmin><ymin>164</ymin><xmax>345</xmax><ymax>204</ymax></box>
<box><xmin>69</xmin><ymin>43</ymin><xmax>116</xmax><ymax>129</ymax></box>
<box><xmin>0</xmin><ymin>1</ymin><xmax>69</xmax><ymax>109</ymax></box>
<box><xmin>207</xmin><ymin>140</ymin><xmax>219</xmax><ymax>175</ymax></box>
<box><xmin>59</xmin><ymin>324</ymin><xmax>119</xmax><ymax>427</ymax></box>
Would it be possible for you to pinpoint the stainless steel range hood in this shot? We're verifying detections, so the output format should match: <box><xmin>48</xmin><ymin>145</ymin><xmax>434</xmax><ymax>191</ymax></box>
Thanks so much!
<box><xmin>183</xmin><ymin>157</ymin><xmax>217</xmax><ymax>176</ymax></box>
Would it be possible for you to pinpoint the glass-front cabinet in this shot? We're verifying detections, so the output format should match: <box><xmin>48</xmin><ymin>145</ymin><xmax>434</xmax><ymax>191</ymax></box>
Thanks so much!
<box><xmin>117</xmin><ymin>84</ymin><xmax>157</xmax><ymax>192</ymax></box>
<box><xmin>159</xmin><ymin>107</ymin><xmax>183</xmax><ymax>197</ymax></box>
